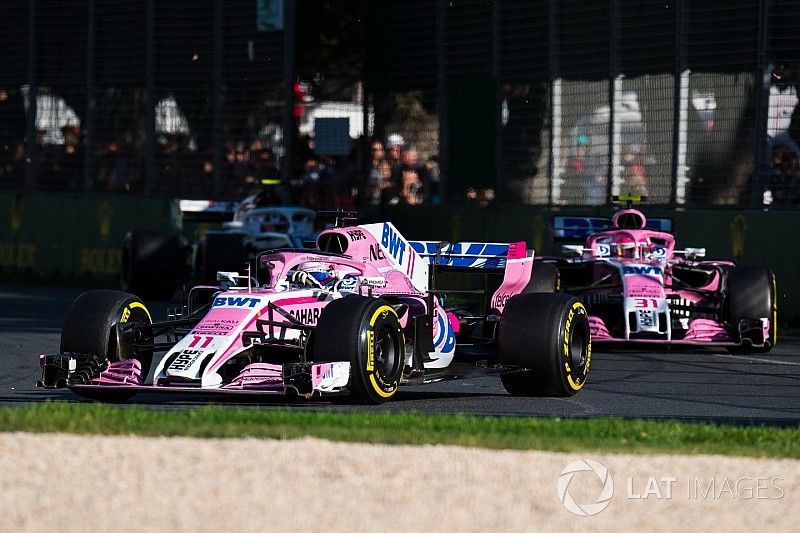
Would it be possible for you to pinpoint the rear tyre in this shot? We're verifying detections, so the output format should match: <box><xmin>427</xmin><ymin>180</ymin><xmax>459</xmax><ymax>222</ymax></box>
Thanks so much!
<box><xmin>61</xmin><ymin>290</ymin><xmax>153</xmax><ymax>402</ymax></box>
<box><xmin>122</xmin><ymin>230</ymin><xmax>187</xmax><ymax>300</ymax></box>
<box><xmin>727</xmin><ymin>266</ymin><xmax>776</xmax><ymax>353</ymax></box>
<box><xmin>498</xmin><ymin>293</ymin><xmax>590</xmax><ymax>396</ymax></box>
<box><xmin>313</xmin><ymin>295</ymin><xmax>405</xmax><ymax>404</ymax></box>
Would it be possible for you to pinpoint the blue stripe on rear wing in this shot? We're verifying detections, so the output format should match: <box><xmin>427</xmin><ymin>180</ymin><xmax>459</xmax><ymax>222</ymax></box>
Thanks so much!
<box><xmin>409</xmin><ymin>241</ymin><xmax>510</xmax><ymax>269</ymax></box>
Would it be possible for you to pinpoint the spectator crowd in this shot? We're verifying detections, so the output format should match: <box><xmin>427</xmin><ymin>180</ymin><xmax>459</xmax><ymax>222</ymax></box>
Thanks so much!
<box><xmin>0</xmin><ymin>122</ymin><xmax>446</xmax><ymax>210</ymax></box>
<box><xmin>367</xmin><ymin>133</ymin><xmax>440</xmax><ymax>207</ymax></box>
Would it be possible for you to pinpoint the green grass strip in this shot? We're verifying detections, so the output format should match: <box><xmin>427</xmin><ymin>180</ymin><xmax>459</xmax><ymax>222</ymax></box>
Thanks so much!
<box><xmin>0</xmin><ymin>402</ymin><xmax>798</xmax><ymax>458</ymax></box>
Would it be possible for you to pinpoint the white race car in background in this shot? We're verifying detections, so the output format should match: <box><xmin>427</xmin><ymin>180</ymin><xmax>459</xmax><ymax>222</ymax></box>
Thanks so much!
<box><xmin>122</xmin><ymin>191</ymin><xmax>317</xmax><ymax>300</ymax></box>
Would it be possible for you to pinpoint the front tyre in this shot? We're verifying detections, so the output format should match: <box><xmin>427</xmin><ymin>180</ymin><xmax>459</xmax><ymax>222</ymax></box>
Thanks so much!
<box><xmin>313</xmin><ymin>295</ymin><xmax>405</xmax><ymax>404</ymax></box>
<box><xmin>498</xmin><ymin>293</ymin><xmax>590</xmax><ymax>396</ymax></box>
<box><xmin>727</xmin><ymin>266</ymin><xmax>777</xmax><ymax>353</ymax></box>
<box><xmin>61</xmin><ymin>290</ymin><xmax>153</xmax><ymax>402</ymax></box>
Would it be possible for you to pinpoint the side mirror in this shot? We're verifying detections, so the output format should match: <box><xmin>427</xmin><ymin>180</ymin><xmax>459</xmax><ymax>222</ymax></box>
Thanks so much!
<box><xmin>216</xmin><ymin>271</ymin><xmax>260</xmax><ymax>289</ymax></box>
<box><xmin>561</xmin><ymin>244</ymin><xmax>585</xmax><ymax>257</ymax></box>
<box><xmin>216</xmin><ymin>271</ymin><xmax>240</xmax><ymax>284</ymax></box>
<box><xmin>675</xmin><ymin>247</ymin><xmax>706</xmax><ymax>259</ymax></box>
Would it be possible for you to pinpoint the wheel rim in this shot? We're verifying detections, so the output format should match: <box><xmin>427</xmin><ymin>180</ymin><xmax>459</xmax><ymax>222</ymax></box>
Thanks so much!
<box><xmin>111</xmin><ymin>305</ymin><xmax>153</xmax><ymax>362</ymax></box>
<box><xmin>569</xmin><ymin>320</ymin><xmax>589</xmax><ymax>370</ymax></box>
<box><xmin>373</xmin><ymin>325</ymin><xmax>400</xmax><ymax>380</ymax></box>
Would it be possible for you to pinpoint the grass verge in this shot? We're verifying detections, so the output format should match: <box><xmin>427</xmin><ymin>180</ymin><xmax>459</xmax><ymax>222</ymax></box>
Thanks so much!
<box><xmin>1</xmin><ymin>403</ymin><xmax>798</xmax><ymax>458</ymax></box>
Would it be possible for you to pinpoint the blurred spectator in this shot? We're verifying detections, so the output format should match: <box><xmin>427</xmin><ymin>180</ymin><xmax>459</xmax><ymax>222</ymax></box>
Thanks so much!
<box><xmin>571</xmin><ymin>142</ymin><xmax>606</xmax><ymax>205</ymax></box>
<box><xmin>402</xmin><ymin>175</ymin><xmax>424</xmax><ymax>206</ymax></box>
<box><xmin>767</xmin><ymin>66</ymin><xmax>799</xmax><ymax>160</ymax></box>
<box><xmin>764</xmin><ymin>143</ymin><xmax>799</xmax><ymax>206</ymax></box>
<box><xmin>373</xmin><ymin>159</ymin><xmax>394</xmax><ymax>206</ymax></box>
<box><xmin>400</xmin><ymin>167</ymin><xmax>426</xmax><ymax>205</ymax></box>
<box><xmin>96</xmin><ymin>141</ymin><xmax>141</xmax><ymax>193</ymax></box>
<box><xmin>231</xmin><ymin>142</ymin><xmax>253</xmax><ymax>193</ymax></box>
<box><xmin>301</xmin><ymin>156</ymin><xmax>323</xmax><ymax>185</ymax></box>
<box><xmin>401</xmin><ymin>146</ymin><xmax>420</xmax><ymax>169</ymax></box>
<box><xmin>424</xmin><ymin>155</ymin><xmax>441</xmax><ymax>205</ymax></box>
<box><xmin>621</xmin><ymin>146</ymin><xmax>649</xmax><ymax>197</ymax></box>
<box><xmin>369</xmin><ymin>138</ymin><xmax>385</xmax><ymax>174</ymax></box>
<box><xmin>402</xmin><ymin>146</ymin><xmax>431</xmax><ymax>187</ymax></box>
<box><xmin>386</xmin><ymin>133</ymin><xmax>405</xmax><ymax>179</ymax></box>
<box><xmin>465</xmin><ymin>187</ymin><xmax>495</xmax><ymax>207</ymax></box>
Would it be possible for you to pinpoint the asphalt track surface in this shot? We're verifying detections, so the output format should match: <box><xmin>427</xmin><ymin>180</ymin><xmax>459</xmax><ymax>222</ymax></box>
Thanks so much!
<box><xmin>1</xmin><ymin>283</ymin><xmax>799</xmax><ymax>425</ymax></box>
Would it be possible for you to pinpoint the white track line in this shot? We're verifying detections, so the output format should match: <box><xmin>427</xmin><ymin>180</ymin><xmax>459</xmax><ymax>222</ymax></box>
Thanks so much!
<box><xmin>704</xmin><ymin>352</ymin><xmax>800</xmax><ymax>367</ymax></box>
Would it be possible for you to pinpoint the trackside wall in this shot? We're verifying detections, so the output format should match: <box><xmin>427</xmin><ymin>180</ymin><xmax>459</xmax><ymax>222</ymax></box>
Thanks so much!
<box><xmin>0</xmin><ymin>192</ymin><xmax>173</xmax><ymax>283</ymax></box>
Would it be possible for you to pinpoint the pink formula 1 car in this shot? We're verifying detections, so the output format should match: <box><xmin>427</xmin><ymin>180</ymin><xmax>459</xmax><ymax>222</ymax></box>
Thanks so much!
<box><xmin>550</xmin><ymin>206</ymin><xmax>777</xmax><ymax>352</ymax></box>
<box><xmin>38</xmin><ymin>220</ymin><xmax>591</xmax><ymax>403</ymax></box>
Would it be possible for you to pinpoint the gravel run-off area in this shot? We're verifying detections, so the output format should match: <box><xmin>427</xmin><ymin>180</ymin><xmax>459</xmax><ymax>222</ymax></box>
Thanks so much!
<box><xmin>1</xmin><ymin>433</ymin><xmax>798</xmax><ymax>532</ymax></box>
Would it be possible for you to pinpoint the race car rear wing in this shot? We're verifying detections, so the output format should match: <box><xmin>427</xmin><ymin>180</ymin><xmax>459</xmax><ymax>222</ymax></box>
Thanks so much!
<box><xmin>409</xmin><ymin>241</ymin><xmax>533</xmax><ymax>316</ymax></box>
<box><xmin>409</xmin><ymin>241</ymin><xmax>511</xmax><ymax>269</ymax></box>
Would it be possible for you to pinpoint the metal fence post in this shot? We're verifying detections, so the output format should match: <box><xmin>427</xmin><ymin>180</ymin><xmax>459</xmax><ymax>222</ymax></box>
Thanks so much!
<box><xmin>359</xmin><ymin>0</ymin><xmax>371</xmax><ymax>213</ymax></box>
<box><xmin>670</xmin><ymin>0</ymin><xmax>682</xmax><ymax>204</ymax></box>
<box><xmin>25</xmin><ymin>0</ymin><xmax>37</xmax><ymax>189</ymax></box>
<box><xmin>358</xmin><ymin>86</ymin><xmax>369</xmax><ymax>211</ymax></box>
<box><xmin>212</xmin><ymin>0</ymin><xmax>223</xmax><ymax>197</ymax></box>
<box><xmin>671</xmin><ymin>0</ymin><xmax>688</xmax><ymax>205</ymax></box>
<box><xmin>281</xmin><ymin>0</ymin><xmax>296</xmax><ymax>187</ymax></box>
<box><xmin>548</xmin><ymin>0</ymin><xmax>560</xmax><ymax>206</ymax></box>
<box><xmin>606</xmin><ymin>0</ymin><xmax>618</xmax><ymax>204</ymax></box>
<box><xmin>145</xmin><ymin>0</ymin><xmax>155</xmax><ymax>195</ymax></box>
<box><xmin>753</xmin><ymin>0</ymin><xmax>771</xmax><ymax>206</ymax></box>
<box><xmin>436</xmin><ymin>0</ymin><xmax>448</xmax><ymax>200</ymax></box>
<box><xmin>492</xmin><ymin>0</ymin><xmax>500</xmax><ymax>199</ymax></box>
<box><xmin>84</xmin><ymin>0</ymin><xmax>95</xmax><ymax>191</ymax></box>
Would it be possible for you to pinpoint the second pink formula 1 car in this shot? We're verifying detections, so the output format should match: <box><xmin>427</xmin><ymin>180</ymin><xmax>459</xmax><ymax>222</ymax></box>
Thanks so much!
<box><xmin>550</xmin><ymin>205</ymin><xmax>776</xmax><ymax>352</ymax></box>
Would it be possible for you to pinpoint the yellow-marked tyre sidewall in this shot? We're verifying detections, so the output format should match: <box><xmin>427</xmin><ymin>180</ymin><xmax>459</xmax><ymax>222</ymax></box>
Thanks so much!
<box><xmin>119</xmin><ymin>301</ymin><xmax>153</xmax><ymax>325</ymax></box>
<box><xmin>359</xmin><ymin>305</ymin><xmax>403</xmax><ymax>401</ymax></box>
<box><xmin>498</xmin><ymin>293</ymin><xmax>590</xmax><ymax>397</ymax></box>
<box><xmin>314</xmin><ymin>296</ymin><xmax>405</xmax><ymax>404</ymax></box>
<box><xmin>560</xmin><ymin>300</ymin><xmax>591</xmax><ymax>393</ymax></box>
<box><xmin>769</xmin><ymin>272</ymin><xmax>777</xmax><ymax>347</ymax></box>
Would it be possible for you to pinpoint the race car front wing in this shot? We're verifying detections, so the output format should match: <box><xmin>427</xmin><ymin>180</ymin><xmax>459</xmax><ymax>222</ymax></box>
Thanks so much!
<box><xmin>37</xmin><ymin>352</ymin><xmax>351</xmax><ymax>397</ymax></box>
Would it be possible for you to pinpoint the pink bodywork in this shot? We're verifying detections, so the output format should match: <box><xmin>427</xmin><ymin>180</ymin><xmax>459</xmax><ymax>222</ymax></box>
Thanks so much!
<box><xmin>489</xmin><ymin>242</ymin><xmax>533</xmax><ymax>314</ymax></box>
<box><xmin>65</xmin><ymin>224</ymin><xmax>540</xmax><ymax>393</ymax></box>
<box><xmin>577</xmin><ymin>208</ymin><xmax>745</xmax><ymax>344</ymax></box>
<box><xmin>93</xmin><ymin>359</ymin><xmax>144</xmax><ymax>385</ymax></box>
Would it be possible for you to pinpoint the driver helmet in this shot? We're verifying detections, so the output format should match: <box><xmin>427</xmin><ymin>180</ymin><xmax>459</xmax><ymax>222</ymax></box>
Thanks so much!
<box><xmin>295</xmin><ymin>261</ymin><xmax>337</xmax><ymax>286</ymax></box>
<box><xmin>613</xmin><ymin>235</ymin><xmax>638</xmax><ymax>258</ymax></box>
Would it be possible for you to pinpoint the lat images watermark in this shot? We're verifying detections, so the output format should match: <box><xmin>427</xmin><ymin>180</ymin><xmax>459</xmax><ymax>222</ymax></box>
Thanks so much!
<box><xmin>557</xmin><ymin>459</ymin><xmax>614</xmax><ymax>516</ymax></box>
<box><xmin>557</xmin><ymin>459</ymin><xmax>785</xmax><ymax>516</ymax></box>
